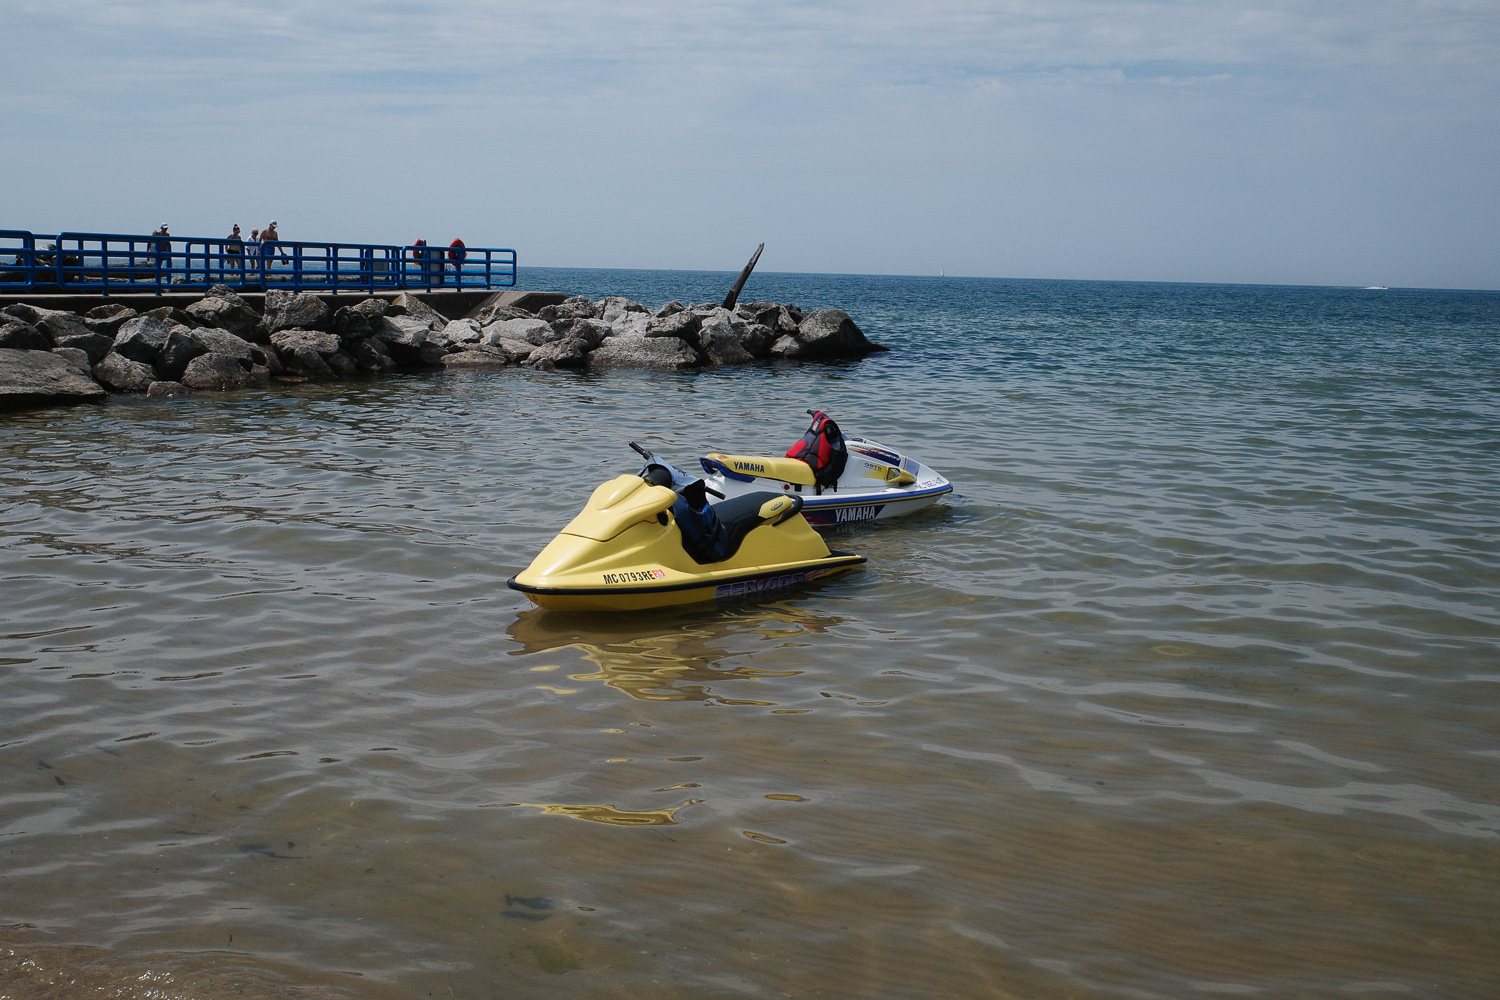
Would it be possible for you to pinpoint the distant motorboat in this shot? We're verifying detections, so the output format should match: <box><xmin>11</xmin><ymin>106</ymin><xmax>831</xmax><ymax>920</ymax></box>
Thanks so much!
<box><xmin>1364</xmin><ymin>285</ymin><xmax>1389</xmax><ymax>290</ymax></box>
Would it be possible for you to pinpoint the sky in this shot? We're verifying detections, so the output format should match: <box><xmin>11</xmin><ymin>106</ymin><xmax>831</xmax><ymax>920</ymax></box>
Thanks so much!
<box><xmin>3</xmin><ymin>0</ymin><xmax>1497</xmax><ymax>289</ymax></box>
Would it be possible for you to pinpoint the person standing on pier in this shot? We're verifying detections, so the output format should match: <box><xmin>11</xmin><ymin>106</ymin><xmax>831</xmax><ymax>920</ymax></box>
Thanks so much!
<box><xmin>261</xmin><ymin>220</ymin><xmax>285</xmax><ymax>266</ymax></box>
<box><xmin>152</xmin><ymin>223</ymin><xmax>172</xmax><ymax>279</ymax></box>
<box><xmin>225</xmin><ymin>224</ymin><xmax>244</xmax><ymax>276</ymax></box>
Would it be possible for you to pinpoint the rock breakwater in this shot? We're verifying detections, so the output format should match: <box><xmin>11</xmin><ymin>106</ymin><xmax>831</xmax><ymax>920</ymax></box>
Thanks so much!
<box><xmin>0</xmin><ymin>287</ymin><xmax>885</xmax><ymax>410</ymax></box>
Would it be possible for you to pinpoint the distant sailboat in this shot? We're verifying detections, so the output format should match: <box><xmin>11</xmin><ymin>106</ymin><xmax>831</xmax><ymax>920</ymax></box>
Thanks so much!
<box><xmin>939</xmin><ymin>266</ymin><xmax>945</xmax><ymax>278</ymax></box>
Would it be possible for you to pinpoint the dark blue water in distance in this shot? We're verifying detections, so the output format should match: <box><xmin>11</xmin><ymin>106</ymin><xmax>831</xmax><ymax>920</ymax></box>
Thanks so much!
<box><xmin>3</xmin><ymin>269</ymin><xmax>1499</xmax><ymax>998</ymax></box>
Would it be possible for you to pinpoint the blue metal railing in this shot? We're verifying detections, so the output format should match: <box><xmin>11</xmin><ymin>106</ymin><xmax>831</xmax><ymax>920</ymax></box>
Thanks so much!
<box><xmin>0</xmin><ymin>230</ymin><xmax>516</xmax><ymax>294</ymax></box>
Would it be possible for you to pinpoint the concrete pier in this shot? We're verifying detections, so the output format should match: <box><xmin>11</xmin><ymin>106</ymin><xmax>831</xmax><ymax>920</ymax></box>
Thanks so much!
<box><xmin>0</xmin><ymin>288</ymin><xmax>564</xmax><ymax>322</ymax></box>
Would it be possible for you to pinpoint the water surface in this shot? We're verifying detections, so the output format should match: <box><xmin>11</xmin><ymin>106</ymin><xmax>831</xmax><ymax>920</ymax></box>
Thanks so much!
<box><xmin>3</xmin><ymin>273</ymin><xmax>1499</xmax><ymax>997</ymax></box>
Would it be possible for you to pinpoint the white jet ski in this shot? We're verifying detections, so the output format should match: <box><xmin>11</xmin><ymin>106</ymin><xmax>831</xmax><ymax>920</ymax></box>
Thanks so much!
<box><xmin>693</xmin><ymin>410</ymin><xmax>953</xmax><ymax>528</ymax></box>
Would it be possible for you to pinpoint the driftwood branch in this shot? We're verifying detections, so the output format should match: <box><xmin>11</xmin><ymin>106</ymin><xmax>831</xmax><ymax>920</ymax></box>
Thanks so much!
<box><xmin>721</xmin><ymin>243</ymin><xmax>764</xmax><ymax>310</ymax></box>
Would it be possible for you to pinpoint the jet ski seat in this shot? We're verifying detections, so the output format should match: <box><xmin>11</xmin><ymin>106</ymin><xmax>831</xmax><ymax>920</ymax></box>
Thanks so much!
<box><xmin>675</xmin><ymin>490</ymin><xmax>804</xmax><ymax>565</ymax></box>
<box><xmin>702</xmin><ymin>453</ymin><xmax>816</xmax><ymax>487</ymax></box>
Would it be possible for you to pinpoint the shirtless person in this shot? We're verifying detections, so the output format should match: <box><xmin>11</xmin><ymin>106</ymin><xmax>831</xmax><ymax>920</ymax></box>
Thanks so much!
<box><xmin>261</xmin><ymin>220</ymin><xmax>285</xmax><ymax>262</ymax></box>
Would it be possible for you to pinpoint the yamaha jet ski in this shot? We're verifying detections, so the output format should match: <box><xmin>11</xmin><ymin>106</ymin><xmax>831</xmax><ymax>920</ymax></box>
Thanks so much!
<box><xmin>696</xmin><ymin>410</ymin><xmax>953</xmax><ymax>527</ymax></box>
<box><xmin>507</xmin><ymin>443</ymin><xmax>865</xmax><ymax>612</ymax></box>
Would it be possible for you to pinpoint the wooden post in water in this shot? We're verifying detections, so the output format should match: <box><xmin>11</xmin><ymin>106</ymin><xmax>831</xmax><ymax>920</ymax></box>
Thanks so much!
<box><xmin>721</xmin><ymin>243</ymin><xmax>764</xmax><ymax>310</ymax></box>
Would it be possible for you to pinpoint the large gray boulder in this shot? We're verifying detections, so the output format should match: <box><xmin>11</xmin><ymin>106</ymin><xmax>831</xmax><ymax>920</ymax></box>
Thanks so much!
<box><xmin>737</xmin><ymin>302</ymin><xmax>800</xmax><ymax>335</ymax></box>
<box><xmin>35</xmin><ymin>311</ymin><xmax>90</xmax><ymax>345</ymax></box>
<box><xmin>695</xmin><ymin>308</ymin><xmax>772</xmax><ymax>358</ymax></box>
<box><xmin>271</xmin><ymin>328</ymin><xmax>353</xmax><ymax>378</ymax></box>
<box><xmin>331</xmin><ymin>297</ymin><xmax>389</xmax><ymax>339</ymax></box>
<box><xmin>475</xmin><ymin>336</ymin><xmax>536</xmax><ymax>362</ymax></box>
<box><xmin>155</xmin><ymin>329</ymin><xmax>210</xmax><ymax>381</ymax></box>
<box><xmin>83</xmin><ymin>306</ymin><xmax>138</xmax><ymax>338</ymax></box>
<box><xmin>113</xmin><ymin>316</ymin><xmax>171</xmax><ymax>363</ymax></box>
<box><xmin>773</xmin><ymin>309</ymin><xmax>883</xmax><ymax>359</ymax></box>
<box><xmin>526</xmin><ymin>333</ymin><xmax>591</xmax><ymax>370</ymax></box>
<box><xmin>645</xmin><ymin>310</ymin><xmax>701</xmax><ymax>341</ymax></box>
<box><xmin>373</xmin><ymin>314</ymin><xmax>430</xmax><ymax>350</ymax></box>
<box><xmin>85</xmin><ymin>302</ymin><xmax>135</xmax><ymax>321</ymax></box>
<box><xmin>534</xmin><ymin>296</ymin><xmax>595</xmax><ymax>323</ymax></box>
<box><xmin>51</xmin><ymin>330</ymin><xmax>116</xmax><ymax>364</ymax></box>
<box><xmin>556</xmin><ymin>318</ymin><xmax>611</xmax><ymax>351</ymax></box>
<box><xmin>190</xmin><ymin>328</ymin><xmax>257</xmax><ymax>364</ymax></box>
<box><xmin>0</xmin><ymin>304</ymin><xmax>47</xmax><ymax>326</ymax></box>
<box><xmin>0</xmin><ymin>348</ymin><xmax>106</xmax><ymax>408</ymax></box>
<box><xmin>187</xmin><ymin>287</ymin><xmax>263</xmax><ymax>339</ymax></box>
<box><xmin>93</xmin><ymin>352</ymin><xmax>156</xmax><ymax>392</ymax></box>
<box><xmin>588</xmin><ymin>336</ymin><xmax>700</xmax><ymax>370</ymax></box>
<box><xmin>481</xmin><ymin>316</ymin><xmax>554</xmax><ymax>347</ymax></box>
<box><xmin>147</xmin><ymin>380</ymin><xmax>190</xmax><ymax>398</ymax></box>
<box><xmin>0</xmin><ymin>321</ymin><xmax>51</xmax><ymax>352</ymax></box>
<box><xmin>181</xmin><ymin>353</ymin><xmax>257</xmax><ymax>390</ymax></box>
<box><xmin>598</xmin><ymin>296</ymin><xmax>647</xmax><ymax>325</ymax></box>
<box><xmin>270</xmin><ymin>328</ymin><xmax>340</xmax><ymax>357</ymax></box>
<box><xmin>698</xmin><ymin>322</ymin><xmax>756</xmax><ymax>366</ymax></box>
<box><xmin>144</xmin><ymin>306</ymin><xmax>197</xmax><ymax>328</ymax></box>
<box><xmin>263</xmin><ymin>289</ymin><xmax>332</xmax><ymax>333</ymax></box>
<box><xmin>351</xmin><ymin>336</ymin><xmax>396</xmax><ymax>373</ymax></box>
<box><xmin>471</xmin><ymin>303</ymin><xmax>532</xmax><ymax>325</ymax></box>
<box><xmin>428</xmin><ymin>317</ymin><xmax>482</xmax><ymax>349</ymax></box>
<box><xmin>440</xmin><ymin>347</ymin><xmax>515</xmax><ymax>369</ymax></box>
<box><xmin>386</xmin><ymin>292</ymin><xmax>447</xmax><ymax>331</ymax></box>
<box><xmin>50</xmin><ymin>347</ymin><xmax>93</xmax><ymax>370</ymax></box>
<box><xmin>605</xmin><ymin>310</ymin><xmax>651</xmax><ymax>340</ymax></box>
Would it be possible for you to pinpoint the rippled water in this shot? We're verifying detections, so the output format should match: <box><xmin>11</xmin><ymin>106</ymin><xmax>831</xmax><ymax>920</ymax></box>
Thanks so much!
<box><xmin>3</xmin><ymin>273</ymin><xmax>1499</xmax><ymax>998</ymax></box>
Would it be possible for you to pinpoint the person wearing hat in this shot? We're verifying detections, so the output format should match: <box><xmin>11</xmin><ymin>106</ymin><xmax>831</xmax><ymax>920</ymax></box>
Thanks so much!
<box><xmin>261</xmin><ymin>220</ymin><xmax>284</xmax><ymax>263</ymax></box>
<box><xmin>151</xmin><ymin>223</ymin><xmax>172</xmax><ymax>279</ymax></box>
<box><xmin>225</xmin><ymin>223</ymin><xmax>244</xmax><ymax>275</ymax></box>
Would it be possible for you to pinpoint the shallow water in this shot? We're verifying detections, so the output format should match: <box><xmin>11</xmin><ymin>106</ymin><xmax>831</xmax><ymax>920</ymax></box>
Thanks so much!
<box><xmin>3</xmin><ymin>273</ymin><xmax>1499</xmax><ymax>998</ymax></box>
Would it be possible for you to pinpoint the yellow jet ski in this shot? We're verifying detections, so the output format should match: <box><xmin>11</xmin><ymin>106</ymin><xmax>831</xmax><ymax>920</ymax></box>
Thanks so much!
<box><xmin>508</xmin><ymin>444</ymin><xmax>865</xmax><ymax>612</ymax></box>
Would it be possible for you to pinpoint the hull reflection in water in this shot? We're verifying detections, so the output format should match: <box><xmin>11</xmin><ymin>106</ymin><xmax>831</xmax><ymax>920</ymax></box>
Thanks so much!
<box><xmin>506</xmin><ymin>603</ymin><xmax>845</xmax><ymax>704</ymax></box>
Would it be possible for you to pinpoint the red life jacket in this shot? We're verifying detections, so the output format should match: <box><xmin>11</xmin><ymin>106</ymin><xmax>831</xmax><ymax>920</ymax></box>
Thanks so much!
<box><xmin>785</xmin><ymin>410</ymin><xmax>848</xmax><ymax>490</ymax></box>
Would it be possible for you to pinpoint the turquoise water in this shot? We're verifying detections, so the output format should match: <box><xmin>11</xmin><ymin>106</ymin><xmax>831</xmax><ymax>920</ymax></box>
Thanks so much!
<box><xmin>3</xmin><ymin>271</ymin><xmax>1499</xmax><ymax>998</ymax></box>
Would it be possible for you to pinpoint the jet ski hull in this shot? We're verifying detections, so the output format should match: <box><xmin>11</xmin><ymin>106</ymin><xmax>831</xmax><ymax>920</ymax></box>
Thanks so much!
<box><xmin>508</xmin><ymin>551</ymin><xmax>865</xmax><ymax>612</ymax></box>
<box><xmin>508</xmin><ymin>474</ymin><xmax>865</xmax><ymax>612</ymax></box>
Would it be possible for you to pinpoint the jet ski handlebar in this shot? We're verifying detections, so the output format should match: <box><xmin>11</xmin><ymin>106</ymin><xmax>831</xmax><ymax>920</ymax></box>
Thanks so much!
<box><xmin>628</xmin><ymin>440</ymin><xmax>724</xmax><ymax>498</ymax></box>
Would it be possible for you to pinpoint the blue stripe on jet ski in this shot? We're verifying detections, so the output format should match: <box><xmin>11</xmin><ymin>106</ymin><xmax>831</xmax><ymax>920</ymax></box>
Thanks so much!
<box><xmin>799</xmin><ymin>483</ymin><xmax>953</xmax><ymax>507</ymax></box>
<box><xmin>507</xmin><ymin>552</ymin><xmax>866</xmax><ymax>597</ymax></box>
